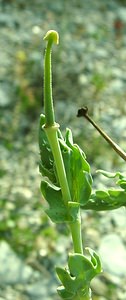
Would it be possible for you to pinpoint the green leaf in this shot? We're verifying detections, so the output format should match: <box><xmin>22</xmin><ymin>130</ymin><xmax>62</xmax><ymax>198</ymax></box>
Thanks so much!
<box><xmin>39</xmin><ymin>162</ymin><xmax>55</xmax><ymax>183</ymax></box>
<box><xmin>68</xmin><ymin>248</ymin><xmax>102</xmax><ymax>284</ymax></box>
<box><xmin>97</xmin><ymin>170</ymin><xmax>121</xmax><ymax>178</ymax></box>
<box><xmin>56</xmin><ymin>249</ymin><xmax>102</xmax><ymax>298</ymax></box>
<box><xmin>41</xmin><ymin>181</ymin><xmax>82</xmax><ymax>223</ymax></box>
<box><xmin>60</xmin><ymin>128</ymin><xmax>92</xmax><ymax>205</ymax></box>
<box><xmin>39</xmin><ymin>114</ymin><xmax>66</xmax><ymax>186</ymax></box>
<box><xmin>83</xmin><ymin>189</ymin><xmax>126</xmax><ymax>211</ymax></box>
<box><xmin>57</xmin><ymin>286</ymin><xmax>74</xmax><ymax>299</ymax></box>
<box><xmin>82</xmin><ymin>170</ymin><xmax>126</xmax><ymax>211</ymax></box>
<box><xmin>97</xmin><ymin>170</ymin><xmax>126</xmax><ymax>190</ymax></box>
<box><xmin>39</xmin><ymin>114</ymin><xmax>57</xmax><ymax>183</ymax></box>
<box><xmin>39</xmin><ymin>117</ymin><xmax>92</xmax><ymax>212</ymax></box>
<box><xmin>56</xmin><ymin>267</ymin><xmax>76</xmax><ymax>292</ymax></box>
<box><xmin>87</xmin><ymin>247</ymin><xmax>101</xmax><ymax>274</ymax></box>
<box><xmin>41</xmin><ymin>181</ymin><xmax>69</xmax><ymax>223</ymax></box>
<box><xmin>117</xmin><ymin>179</ymin><xmax>126</xmax><ymax>190</ymax></box>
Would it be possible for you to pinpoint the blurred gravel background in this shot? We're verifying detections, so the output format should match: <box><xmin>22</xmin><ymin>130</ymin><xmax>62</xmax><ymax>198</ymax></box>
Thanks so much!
<box><xmin>0</xmin><ymin>0</ymin><xmax>126</xmax><ymax>299</ymax></box>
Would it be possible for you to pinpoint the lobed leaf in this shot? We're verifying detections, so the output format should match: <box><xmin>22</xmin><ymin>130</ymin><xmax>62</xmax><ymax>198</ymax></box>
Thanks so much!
<box><xmin>41</xmin><ymin>180</ymin><xmax>69</xmax><ymax>223</ymax></box>
<box><xmin>83</xmin><ymin>170</ymin><xmax>126</xmax><ymax>211</ymax></box>
<box><xmin>68</xmin><ymin>248</ymin><xmax>102</xmax><ymax>283</ymax></box>
<box><xmin>97</xmin><ymin>170</ymin><xmax>126</xmax><ymax>190</ymax></box>
<box><xmin>57</xmin><ymin>286</ymin><xmax>74</xmax><ymax>299</ymax></box>
<box><xmin>56</xmin><ymin>249</ymin><xmax>102</xmax><ymax>298</ymax></box>
<box><xmin>84</xmin><ymin>190</ymin><xmax>126</xmax><ymax>211</ymax></box>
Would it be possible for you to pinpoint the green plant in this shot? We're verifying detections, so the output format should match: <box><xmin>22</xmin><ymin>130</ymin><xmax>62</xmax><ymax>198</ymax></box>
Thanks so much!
<box><xmin>39</xmin><ymin>30</ymin><xmax>126</xmax><ymax>300</ymax></box>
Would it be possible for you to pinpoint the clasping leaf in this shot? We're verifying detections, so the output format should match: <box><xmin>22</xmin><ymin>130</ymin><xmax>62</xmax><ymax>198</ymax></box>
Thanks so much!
<box><xmin>56</xmin><ymin>248</ymin><xmax>102</xmax><ymax>299</ymax></box>
<box><xmin>83</xmin><ymin>170</ymin><xmax>126</xmax><ymax>211</ymax></box>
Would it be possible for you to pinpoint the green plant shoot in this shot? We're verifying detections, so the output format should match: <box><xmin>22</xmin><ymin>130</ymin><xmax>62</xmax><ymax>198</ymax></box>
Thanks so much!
<box><xmin>39</xmin><ymin>30</ymin><xmax>126</xmax><ymax>300</ymax></box>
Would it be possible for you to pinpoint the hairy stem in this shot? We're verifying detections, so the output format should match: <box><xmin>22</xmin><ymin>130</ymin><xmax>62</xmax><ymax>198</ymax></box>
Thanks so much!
<box><xmin>44</xmin><ymin>40</ymin><xmax>55</xmax><ymax>126</ymax></box>
<box><xmin>43</xmin><ymin>30</ymin><xmax>59</xmax><ymax>127</ymax></box>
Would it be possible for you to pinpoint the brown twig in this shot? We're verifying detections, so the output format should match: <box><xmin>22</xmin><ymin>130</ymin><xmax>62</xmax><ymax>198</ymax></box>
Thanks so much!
<box><xmin>77</xmin><ymin>107</ymin><xmax>126</xmax><ymax>162</ymax></box>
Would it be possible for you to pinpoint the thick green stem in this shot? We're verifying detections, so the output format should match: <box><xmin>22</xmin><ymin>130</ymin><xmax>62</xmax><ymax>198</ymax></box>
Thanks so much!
<box><xmin>43</xmin><ymin>31</ymin><xmax>71</xmax><ymax>204</ymax></box>
<box><xmin>44</xmin><ymin>124</ymin><xmax>83</xmax><ymax>254</ymax></box>
<box><xmin>43</xmin><ymin>30</ymin><xmax>83</xmax><ymax>256</ymax></box>
<box><xmin>69</xmin><ymin>211</ymin><xmax>83</xmax><ymax>254</ymax></box>
<box><xmin>43</xmin><ymin>31</ymin><xmax>84</xmax><ymax>256</ymax></box>
<box><xmin>44</xmin><ymin>124</ymin><xmax>71</xmax><ymax>206</ymax></box>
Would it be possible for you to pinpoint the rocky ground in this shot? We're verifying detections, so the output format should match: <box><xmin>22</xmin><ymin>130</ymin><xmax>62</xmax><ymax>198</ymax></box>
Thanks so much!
<box><xmin>0</xmin><ymin>0</ymin><xmax>126</xmax><ymax>299</ymax></box>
